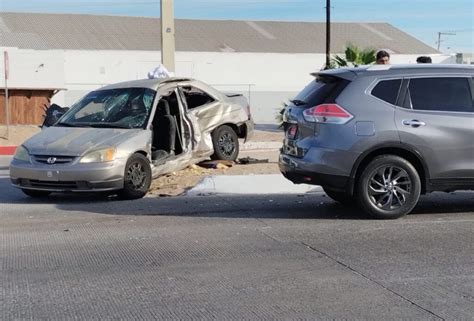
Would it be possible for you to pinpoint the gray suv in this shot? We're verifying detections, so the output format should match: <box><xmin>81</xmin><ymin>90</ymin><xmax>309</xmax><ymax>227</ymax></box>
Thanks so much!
<box><xmin>280</xmin><ymin>64</ymin><xmax>474</xmax><ymax>219</ymax></box>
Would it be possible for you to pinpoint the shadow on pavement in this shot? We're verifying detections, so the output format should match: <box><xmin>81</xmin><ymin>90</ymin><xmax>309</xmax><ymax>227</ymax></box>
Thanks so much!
<box><xmin>2</xmin><ymin>177</ymin><xmax>473</xmax><ymax>220</ymax></box>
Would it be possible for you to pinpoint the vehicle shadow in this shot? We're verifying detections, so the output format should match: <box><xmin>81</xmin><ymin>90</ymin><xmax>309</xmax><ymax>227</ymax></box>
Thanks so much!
<box><xmin>2</xmin><ymin>177</ymin><xmax>473</xmax><ymax>220</ymax></box>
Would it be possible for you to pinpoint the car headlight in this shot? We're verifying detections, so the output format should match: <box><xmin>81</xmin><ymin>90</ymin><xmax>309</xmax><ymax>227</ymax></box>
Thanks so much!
<box><xmin>13</xmin><ymin>145</ymin><xmax>30</xmax><ymax>162</ymax></box>
<box><xmin>80</xmin><ymin>147</ymin><xmax>116</xmax><ymax>163</ymax></box>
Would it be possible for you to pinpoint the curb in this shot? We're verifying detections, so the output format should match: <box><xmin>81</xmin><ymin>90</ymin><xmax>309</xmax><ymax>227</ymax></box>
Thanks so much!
<box><xmin>0</xmin><ymin>146</ymin><xmax>16</xmax><ymax>156</ymax></box>
<box><xmin>187</xmin><ymin>174</ymin><xmax>323</xmax><ymax>196</ymax></box>
<box><xmin>241</xmin><ymin>141</ymin><xmax>282</xmax><ymax>151</ymax></box>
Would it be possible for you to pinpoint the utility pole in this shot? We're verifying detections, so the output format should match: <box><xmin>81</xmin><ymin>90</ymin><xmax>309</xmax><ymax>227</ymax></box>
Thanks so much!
<box><xmin>160</xmin><ymin>0</ymin><xmax>175</xmax><ymax>72</ymax></box>
<box><xmin>437</xmin><ymin>31</ymin><xmax>456</xmax><ymax>51</ymax></box>
<box><xmin>325</xmin><ymin>0</ymin><xmax>331</xmax><ymax>69</ymax></box>
<box><xmin>3</xmin><ymin>51</ymin><xmax>9</xmax><ymax>138</ymax></box>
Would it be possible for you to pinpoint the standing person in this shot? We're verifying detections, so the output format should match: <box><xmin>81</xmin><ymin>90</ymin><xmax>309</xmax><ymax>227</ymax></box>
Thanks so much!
<box><xmin>416</xmin><ymin>56</ymin><xmax>432</xmax><ymax>63</ymax></box>
<box><xmin>375</xmin><ymin>50</ymin><xmax>390</xmax><ymax>64</ymax></box>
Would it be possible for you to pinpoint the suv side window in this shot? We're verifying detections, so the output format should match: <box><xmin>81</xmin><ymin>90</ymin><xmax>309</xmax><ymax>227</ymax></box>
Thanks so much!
<box><xmin>371</xmin><ymin>79</ymin><xmax>402</xmax><ymax>105</ymax></box>
<box><xmin>408</xmin><ymin>77</ymin><xmax>473</xmax><ymax>112</ymax></box>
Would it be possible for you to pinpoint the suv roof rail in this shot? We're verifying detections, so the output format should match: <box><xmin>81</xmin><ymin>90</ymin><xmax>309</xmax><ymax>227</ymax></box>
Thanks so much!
<box><xmin>366</xmin><ymin>65</ymin><xmax>392</xmax><ymax>71</ymax></box>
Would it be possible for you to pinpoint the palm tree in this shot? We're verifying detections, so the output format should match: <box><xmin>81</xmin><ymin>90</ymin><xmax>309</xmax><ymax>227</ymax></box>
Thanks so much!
<box><xmin>332</xmin><ymin>44</ymin><xmax>376</xmax><ymax>67</ymax></box>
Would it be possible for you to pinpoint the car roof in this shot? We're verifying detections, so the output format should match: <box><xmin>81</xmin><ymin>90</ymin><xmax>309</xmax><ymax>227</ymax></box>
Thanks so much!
<box><xmin>313</xmin><ymin>64</ymin><xmax>474</xmax><ymax>80</ymax></box>
<box><xmin>100</xmin><ymin>77</ymin><xmax>194</xmax><ymax>91</ymax></box>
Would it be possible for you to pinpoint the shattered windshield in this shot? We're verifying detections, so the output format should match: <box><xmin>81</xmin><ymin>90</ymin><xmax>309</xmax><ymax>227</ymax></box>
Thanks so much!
<box><xmin>59</xmin><ymin>87</ymin><xmax>156</xmax><ymax>129</ymax></box>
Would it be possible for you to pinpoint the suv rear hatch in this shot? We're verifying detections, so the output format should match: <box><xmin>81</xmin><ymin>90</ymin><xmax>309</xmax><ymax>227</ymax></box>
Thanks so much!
<box><xmin>282</xmin><ymin>71</ymin><xmax>354</xmax><ymax>157</ymax></box>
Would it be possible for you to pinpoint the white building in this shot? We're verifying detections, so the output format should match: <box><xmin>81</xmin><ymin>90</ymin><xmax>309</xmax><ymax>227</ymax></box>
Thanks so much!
<box><xmin>0</xmin><ymin>12</ymin><xmax>454</xmax><ymax>124</ymax></box>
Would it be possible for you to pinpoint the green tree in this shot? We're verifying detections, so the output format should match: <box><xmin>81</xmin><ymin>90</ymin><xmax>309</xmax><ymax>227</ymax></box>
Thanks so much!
<box><xmin>332</xmin><ymin>44</ymin><xmax>376</xmax><ymax>67</ymax></box>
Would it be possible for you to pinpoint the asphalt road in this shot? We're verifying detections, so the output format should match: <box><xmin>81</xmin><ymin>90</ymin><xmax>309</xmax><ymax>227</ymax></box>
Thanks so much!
<box><xmin>1</xmin><ymin>161</ymin><xmax>473</xmax><ymax>320</ymax></box>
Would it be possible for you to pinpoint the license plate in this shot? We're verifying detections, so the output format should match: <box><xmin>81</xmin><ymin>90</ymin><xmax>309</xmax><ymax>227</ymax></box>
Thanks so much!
<box><xmin>44</xmin><ymin>170</ymin><xmax>60</xmax><ymax>181</ymax></box>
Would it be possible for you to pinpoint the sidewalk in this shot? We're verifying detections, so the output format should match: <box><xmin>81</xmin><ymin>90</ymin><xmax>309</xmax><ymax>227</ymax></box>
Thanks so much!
<box><xmin>242</xmin><ymin>123</ymin><xmax>283</xmax><ymax>150</ymax></box>
<box><xmin>187</xmin><ymin>174</ymin><xmax>321</xmax><ymax>196</ymax></box>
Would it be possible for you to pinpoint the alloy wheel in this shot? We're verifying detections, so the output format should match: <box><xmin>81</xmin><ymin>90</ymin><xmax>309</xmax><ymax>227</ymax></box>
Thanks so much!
<box><xmin>367</xmin><ymin>165</ymin><xmax>412</xmax><ymax>211</ymax></box>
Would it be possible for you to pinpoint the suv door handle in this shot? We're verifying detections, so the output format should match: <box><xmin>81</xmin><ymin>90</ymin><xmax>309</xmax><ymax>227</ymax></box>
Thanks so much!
<box><xmin>402</xmin><ymin>119</ymin><xmax>426</xmax><ymax>127</ymax></box>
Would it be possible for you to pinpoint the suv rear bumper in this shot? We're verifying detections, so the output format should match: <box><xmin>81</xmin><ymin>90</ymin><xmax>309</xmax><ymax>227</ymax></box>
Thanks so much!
<box><xmin>279</xmin><ymin>152</ymin><xmax>351</xmax><ymax>191</ymax></box>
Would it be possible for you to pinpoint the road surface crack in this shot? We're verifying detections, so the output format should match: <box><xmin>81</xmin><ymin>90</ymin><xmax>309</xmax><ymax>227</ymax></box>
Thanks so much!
<box><xmin>301</xmin><ymin>241</ymin><xmax>445</xmax><ymax>321</ymax></box>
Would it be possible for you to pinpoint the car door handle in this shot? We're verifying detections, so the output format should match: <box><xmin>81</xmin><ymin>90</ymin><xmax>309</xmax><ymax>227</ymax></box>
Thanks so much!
<box><xmin>402</xmin><ymin>119</ymin><xmax>426</xmax><ymax>127</ymax></box>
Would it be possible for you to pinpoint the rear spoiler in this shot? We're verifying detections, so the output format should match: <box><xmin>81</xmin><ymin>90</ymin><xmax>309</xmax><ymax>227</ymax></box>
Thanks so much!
<box><xmin>310</xmin><ymin>69</ymin><xmax>358</xmax><ymax>81</ymax></box>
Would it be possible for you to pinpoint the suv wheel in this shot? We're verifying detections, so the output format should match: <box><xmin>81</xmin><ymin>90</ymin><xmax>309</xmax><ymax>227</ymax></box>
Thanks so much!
<box><xmin>356</xmin><ymin>155</ymin><xmax>421</xmax><ymax>219</ymax></box>
<box><xmin>322</xmin><ymin>187</ymin><xmax>354</xmax><ymax>206</ymax></box>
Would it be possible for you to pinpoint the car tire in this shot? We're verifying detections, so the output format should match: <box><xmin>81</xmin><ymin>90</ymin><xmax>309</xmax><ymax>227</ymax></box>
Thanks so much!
<box><xmin>118</xmin><ymin>153</ymin><xmax>152</xmax><ymax>200</ymax></box>
<box><xmin>322</xmin><ymin>187</ymin><xmax>355</xmax><ymax>206</ymax></box>
<box><xmin>210</xmin><ymin>125</ymin><xmax>239</xmax><ymax>161</ymax></box>
<box><xmin>356</xmin><ymin>155</ymin><xmax>421</xmax><ymax>219</ymax></box>
<box><xmin>21</xmin><ymin>189</ymin><xmax>52</xmax><ymax>198</ymax></box>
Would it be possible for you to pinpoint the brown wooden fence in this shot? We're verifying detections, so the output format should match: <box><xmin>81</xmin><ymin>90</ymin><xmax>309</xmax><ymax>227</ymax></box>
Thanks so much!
<box><xmin>0</xmin><ymin>90</ymin><xmax>56</xmax><ymax>125</ymax></box>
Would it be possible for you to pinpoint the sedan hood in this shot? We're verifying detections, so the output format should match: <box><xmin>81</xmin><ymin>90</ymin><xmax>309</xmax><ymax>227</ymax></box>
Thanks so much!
<box><xmin>23</xmin><ymin>127</ymin><xmax>141</xmax><ymax>156</ymax></box>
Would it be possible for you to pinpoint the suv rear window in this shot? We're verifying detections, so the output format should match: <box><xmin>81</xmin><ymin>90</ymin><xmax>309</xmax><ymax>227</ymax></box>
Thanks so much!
<box><xmin>408</xmin><ymin>77</ymin><xmax>473</xmax><ymax>112</ymax></box>
<box><xmin>292</xmin><ymin>76</ymin><xmax>350</xmax><ymax>107</ymax></box>
<box><xmin>371</xmin><ymin>79</ymin><xmax>401</xmax><ymax>105</ymax></box>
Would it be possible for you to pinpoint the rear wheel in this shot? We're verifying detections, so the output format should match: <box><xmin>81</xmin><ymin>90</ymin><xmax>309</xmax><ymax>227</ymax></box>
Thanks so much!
<box><xmin>356</xmin><ymin>155</ymin><xmax>421</xmax><ymax>219</ymax></box>
<box><xmin>21</xmin><ymin>189</ymin><xmax>51</xmax><ymax>198</ymax></box>
<box><xmin>322</xmin><ymin>187</ymin><xmax>354</xmax><ymax>206</ymax></box>
<box><xmin>118</xmin><ymin>153</ymin><xmax>152</xmax><ymax>200</ymax></box>
<box><xmin>211</xmin><ymin>125</ymin><xmax>239</xmax><ymax>161</ymax></box>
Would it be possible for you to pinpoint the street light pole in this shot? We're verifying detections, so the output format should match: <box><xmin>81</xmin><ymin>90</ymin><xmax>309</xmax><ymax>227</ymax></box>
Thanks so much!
<box><xmin>325</xmin><ymin>0</ymin><xmax>331</xmax><ymax>69</ymax></box>
<box><xmin>160</xmin><ymin>0</ymin><xmax>175</xmax><ymax>72</ymax></box>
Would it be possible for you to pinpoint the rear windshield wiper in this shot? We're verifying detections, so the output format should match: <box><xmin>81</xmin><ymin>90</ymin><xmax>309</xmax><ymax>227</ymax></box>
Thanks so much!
<box><xmin>290</xmin><ymin>99</ymin><xmax>307</xmax><ymax>106</ymax></box>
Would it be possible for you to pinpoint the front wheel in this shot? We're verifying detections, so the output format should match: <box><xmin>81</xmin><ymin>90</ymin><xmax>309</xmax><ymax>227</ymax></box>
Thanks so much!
<box><xmin>118</xmin><ymin>153</ymin><xmax>152</xmax><ymax>200</ymax></box>
<box><xmin>356</xmin><ymin>155</ymin><xmax>421</xmax><ymax>219</ymax></box>
<box><xmin>211</xmin><ymin>125</ymin><xmax>239</xmax><ymax>161</ymax></box>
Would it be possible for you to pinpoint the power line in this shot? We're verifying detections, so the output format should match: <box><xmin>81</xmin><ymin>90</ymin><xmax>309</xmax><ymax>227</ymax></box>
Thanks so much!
<box><xmin>443</xmin><ymin>28</ymin><xmax>474</xmax><ymax>33</ymax></box>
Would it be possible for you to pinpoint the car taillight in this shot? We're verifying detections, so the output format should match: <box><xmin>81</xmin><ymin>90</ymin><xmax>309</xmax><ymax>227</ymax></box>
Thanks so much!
<box><xmin>302</xmin><ymin>104</ymin><xmax>353</xmax><ymax>124</ymax></box>
<box><xmin>245</xmin><ymin>104</ymin><xmax>251</xmax><ymax>120</ymax></box>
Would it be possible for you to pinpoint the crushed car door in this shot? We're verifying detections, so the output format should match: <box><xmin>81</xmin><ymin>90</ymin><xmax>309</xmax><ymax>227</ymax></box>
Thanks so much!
<box><xmin>180</xmin><ymin>85</ymin><xmax>224</xmax><ymax>130</ymax></box>
<box><xmin>176</xmin><ymin>86</ymin><xmax>216</xmax><ymax>155</ymax></box>
<box><xmin>150</xmin><ymin>85</ymin><xmax>194</xmax><ymax>172</ymax></box>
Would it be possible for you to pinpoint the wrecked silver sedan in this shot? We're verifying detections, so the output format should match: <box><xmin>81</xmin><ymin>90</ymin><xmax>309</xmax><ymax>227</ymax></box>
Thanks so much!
<box><xmin>10</xmin><ymin>78</ymin><xmax>254</xmax><ymax>199</ymax></box>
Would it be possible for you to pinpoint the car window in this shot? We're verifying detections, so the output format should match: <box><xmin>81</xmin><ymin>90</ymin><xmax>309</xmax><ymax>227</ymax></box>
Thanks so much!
<box><xmin>292</xmin><ymin>76</ymin><xmax>350</xmax><ymax>107</ymax></box>
<box><xmin>61</xmin><ymin>88</ymin><xmax>156</xmax><ymax>128</ymax></box>
<box><xmin>371</xmin><ymin>79</ymin><xmax>401</xmax><ymax>105</ymax></box>
<box><xmin>408</xmin><ymin>77</ymin><xmax>473</xmax><ymax>112</ymax></box>
<box><xmin>181</xmin><ymin>86</ymin><xmax>215</xmax><ymax>109</ymax></box>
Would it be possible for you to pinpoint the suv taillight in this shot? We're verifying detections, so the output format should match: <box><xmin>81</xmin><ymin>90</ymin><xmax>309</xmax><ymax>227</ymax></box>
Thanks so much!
<box><xmin>302</xmin><ymin>104</ymin><xmax>353</xmax><ymax>124</ymax></box>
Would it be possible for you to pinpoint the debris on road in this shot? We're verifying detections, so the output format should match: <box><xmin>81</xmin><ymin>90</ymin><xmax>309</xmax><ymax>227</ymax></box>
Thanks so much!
<box><xmin>237</xmin><ymin>156</ymin><xmax>269</xmax><ymax>165</ymax></box>
<box><xmin>197</xmin><ymin>160</ymin><xmax>234</xmax><ymax>169</ymax></box>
